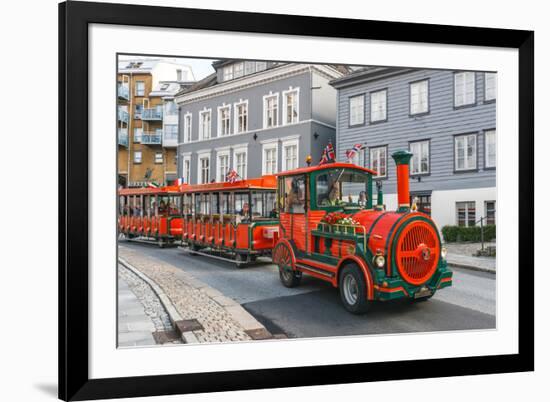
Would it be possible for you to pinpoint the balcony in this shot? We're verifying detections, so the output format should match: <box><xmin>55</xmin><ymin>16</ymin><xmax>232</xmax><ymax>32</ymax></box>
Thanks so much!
<box><xmin>118</xmin><ymin>129</ymin><xmax>129</xmax><ymax>147</ymax></box>
<box><xmin>163</xmin><ymin>127</ymin><xmax>178</xmax><ymax>147</ymax></box>
<box><xmin>117</xmin><ymin>109</ymin><xmax>129</xmax><ymax>123</ymax></box>
<box><xmin>141</xmin><ymin>131</ymin><xmax>163</xmax><ymax>145</ymax></box>
<box><xmin>141</xmin><ymin>108</ymin><xmax>163</xmax><ymax>121</ymax></box>
<box><xmin>118</xmin><ymin>84</ymin><xmax>129</xmax><ymax>100</ymax></box>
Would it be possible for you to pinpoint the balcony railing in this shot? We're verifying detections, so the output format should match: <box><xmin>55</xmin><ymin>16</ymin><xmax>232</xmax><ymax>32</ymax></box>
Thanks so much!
<box><xmin>162</xmin><ymin>129</ymin><xmax>178</xmax><ymax>147</ymax></box>
<box><xmin>141</xmin><ymin>108</ymin><xmax>163</xmax><ymax>120</ymax></box>
<box><xmin>117</xmin><ymin>109</ymin><xmax>129</xmax><ymax>123</ymax></box>
<box><xmin>118</xmin><ymin>129</ymin><xmax>129</xmax><ymax>147</ymax></box>
<box><xmin>118</xmin><ymin>84</ymin><xmax>129</xmax><ymax>100</ymax></box>
<box><xmin>141</xmin><ymin>131</ymin><xmax>163</xmax><ymax>145</ymax></box>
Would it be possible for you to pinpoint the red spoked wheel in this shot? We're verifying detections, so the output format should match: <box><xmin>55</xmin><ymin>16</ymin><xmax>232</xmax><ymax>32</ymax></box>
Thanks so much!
<box><xmin>273</xmin><ymin>242</ymin><xmax>301</xmax><ymax>288</ymax></box>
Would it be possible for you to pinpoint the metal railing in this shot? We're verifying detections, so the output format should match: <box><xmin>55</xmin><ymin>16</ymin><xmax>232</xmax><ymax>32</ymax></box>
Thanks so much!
<box><xmin>117</xmin><ymin>109</ymin><xmax>129</xmax><ymax>123</ymax></box>
<box><xmin>141</xmin><ymin>108</ymin><xmax>163</xmax><ymax>120</ymax></box>
<box><xmin>118</xmin><ymin>129</ymin><xmax>129</xmax><ymax>147</ymax></box>
<box><xmin>117</xmin><ymin>84</ymin><xmax>129</xmax><ymax>100</ymax></box>
<box><xmin>317</xmin><ymin>222</ymin><xmax>367</xmax><ymax>251</ymax></box>
<box><xmin>141</xmin><ymin>131</ymin><xmax>163</xmax><ymax>144</ymax></box>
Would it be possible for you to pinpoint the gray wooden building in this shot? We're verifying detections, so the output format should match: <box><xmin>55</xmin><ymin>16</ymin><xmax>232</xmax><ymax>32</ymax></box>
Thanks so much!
<box><xmin>175</xmin><ymin>61</ymin><xmax>345</xmax><ymax>184</ymax></box>
<box><xmin>330</xmin><ymin>67</ymin><xmax>497</xmax><ymax>228</ymax></box>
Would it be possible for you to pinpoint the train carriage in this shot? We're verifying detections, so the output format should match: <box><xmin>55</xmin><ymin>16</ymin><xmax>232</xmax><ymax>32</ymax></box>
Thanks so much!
<box><xmin>178</xmin><ymin>176</ymin><xmax>279</xmax><ymax>266</ymax></box>
<box><xmin>272</xmin><ymin>150</ymin><xmax>453</xmax><ymax>314</ymax></box>
<box><xmin>118</xmin><ymin>185</ymin><xmax>183</xmax><ymax>247</ymax></box>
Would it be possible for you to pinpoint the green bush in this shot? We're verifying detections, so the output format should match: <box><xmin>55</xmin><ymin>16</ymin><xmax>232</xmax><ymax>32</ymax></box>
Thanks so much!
<box><xmin>441</xmin><ymin>224</ymin><xmax>496</xmax><ymax>243</ymax></box>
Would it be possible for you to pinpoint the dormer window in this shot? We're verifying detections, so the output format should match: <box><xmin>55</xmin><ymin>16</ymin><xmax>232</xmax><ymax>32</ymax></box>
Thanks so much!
<box><xmin>234</xmin><ymin>62</ymin><xmax>244</xmax><ymax>78</ymax></box>
<box><xmin>223</xmin><ymin>65</ymin><xmax>233</xmax><ymax>81</ymax></box>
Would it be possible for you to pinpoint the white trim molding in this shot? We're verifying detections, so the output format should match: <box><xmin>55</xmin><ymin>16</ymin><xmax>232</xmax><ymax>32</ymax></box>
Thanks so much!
<box><xmin>232</xmin><ymin>144</ymin><xmax>248</xmax><ymax>179</ymax></box>
<box><xmin>183</xmin><ymin>112</ymin><xmax>192</xmax><ymax>143</ymax></box>
<box><xmin>217</xmin><ymin>103</ymin><xmax>231</xmax><ymax>137</ymax></box>
<box><xmin>281</xmin><ymin>137</ymin><xmax>300</xmax><ymax>171</ymax></box>
<box><xmin>216</xmin><ymin>148</ymin><xmax>231</xmax><ymax>182</ymax></box>
<box><xmin>233</xmin><ymin>99</ymin><xmax>249</xmax><ymax>134</ymax></box>
<box><xmin>196</xmin><ymin>150</ymin><xmax>212</xmax><ymax>184</ymax></box>
<box><xmin>198</xmin><ymin>108</ymin><xmax>212</xmax><ymax>141</ymax></box>
<box><xmin>262</xmin><ymin>141</ymin><xmax>279</xmax><ymax>175</ymax></box>
<box><xmin>282</xmin><ymin>86</ymin><xmax>300</xmax><ymax>125</ymax></box>
<box><xmin>263</xmin><ymin>91</ymin><xmax>280</xmax><ymax>129</ymax></box>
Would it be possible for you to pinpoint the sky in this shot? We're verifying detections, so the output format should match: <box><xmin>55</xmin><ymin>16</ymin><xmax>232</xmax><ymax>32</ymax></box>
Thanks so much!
<box><xmin>119</xmin><ymin>55</ymin><xmax>216</xmax><ymax>81</ymax></box>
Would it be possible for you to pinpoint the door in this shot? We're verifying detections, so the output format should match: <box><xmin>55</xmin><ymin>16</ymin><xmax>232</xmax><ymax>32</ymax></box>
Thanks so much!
<box><xmin>280</xmin><ymin>175</ymin><xmax>307</xmax><ymax>252</ymax></box>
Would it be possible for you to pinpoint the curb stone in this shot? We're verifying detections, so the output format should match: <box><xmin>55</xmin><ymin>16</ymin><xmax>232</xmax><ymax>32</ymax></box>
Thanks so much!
<box><xmin>447</xmin><ymin>261</ymin><xmax>496</xmax><ymax>274</ymax></box>
<box><xmin>119</xmin><ymin>255</ymin><xmax>272</xmax><ymax>342</ymax></box>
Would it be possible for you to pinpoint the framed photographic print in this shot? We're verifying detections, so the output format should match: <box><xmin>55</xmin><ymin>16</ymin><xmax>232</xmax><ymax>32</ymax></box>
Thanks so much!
<box><xmin>59</xmin><ymin>1</ymin><xmax>534</xmax><ymax>400</ymax></box>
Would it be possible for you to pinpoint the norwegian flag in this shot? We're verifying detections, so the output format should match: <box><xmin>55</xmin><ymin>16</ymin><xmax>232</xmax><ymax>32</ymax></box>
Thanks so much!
<box><xmin>226</xmin><ymin>169</ymin><xmax>240</xmax><ymax>183</ymax></box>
<box><xmin>319</xmin><ymin>148</ymin><xmax>329</xmax><ymax>165</ymax></box>
<box><xmin>345</xmin><ymin>143</ymin><xmax>365</xmax><ymax>162</ymax></box>
<box><xmin>174</xmin><ymin>177</ymin><xmax>184</xmax><ymax>186</ymax></box>
<box><xmin>326</xmin><ymin>142</ymin><xmax>336</xmax><ymax>161</ymax></box>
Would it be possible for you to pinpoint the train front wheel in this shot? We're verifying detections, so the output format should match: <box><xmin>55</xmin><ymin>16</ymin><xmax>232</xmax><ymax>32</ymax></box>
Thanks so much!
<box><xmin>273</xmin><ymin>243</ymin><xmax>301</xmax><ymax>287</ymax></box>
<box><xmin>339</xmin><ymin>264</ymin><xmax>370</xmax><ymax>314</ymax></box>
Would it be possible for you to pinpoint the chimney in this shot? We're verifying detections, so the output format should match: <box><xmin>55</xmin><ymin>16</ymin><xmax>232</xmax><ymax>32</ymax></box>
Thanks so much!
<box><xmin>391</xmin><ymin>150</ymin><xmax>413</xmax><ymax>212</ymax></box>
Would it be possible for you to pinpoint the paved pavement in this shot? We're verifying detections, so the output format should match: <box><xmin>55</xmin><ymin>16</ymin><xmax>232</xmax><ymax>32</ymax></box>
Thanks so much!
<box><xmin>121</xmin><ymin>241</ymin><xmax>496</xmax><ymax>339</ymax></box>
<box><xmin>117</xmin><ymin>267</ymin><xmax>157</xmax><ymax>347</ymax></box>
<box><xmin>445</xmin><ymin>242</ymin><xmax>496</xmax><ymax>272</ymax></box>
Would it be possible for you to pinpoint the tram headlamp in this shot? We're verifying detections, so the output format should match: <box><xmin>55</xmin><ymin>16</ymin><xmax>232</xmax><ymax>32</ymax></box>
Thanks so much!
<box><xmin>374</xmin><ymin>255</ymin><xmax>385</xmax><ymax>268</ymax></box>
<box><xmin>441</xmin><ymin>247</ymin><xmax>447</xmax><ymax>259</ymax></box>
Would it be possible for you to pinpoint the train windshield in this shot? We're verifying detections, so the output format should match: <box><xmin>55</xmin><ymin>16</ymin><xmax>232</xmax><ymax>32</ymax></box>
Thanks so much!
<box><xmin>316</xmin><ymin>168</ymin><xmax>371</xmax><ymax>208</ymax></box>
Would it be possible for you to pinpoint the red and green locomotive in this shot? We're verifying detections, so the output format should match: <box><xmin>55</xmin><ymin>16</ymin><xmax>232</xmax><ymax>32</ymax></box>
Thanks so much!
<box><xmin>272</xmin><ymin>150</ymin><xmax>453</xmax><ymax>314</ymax></box>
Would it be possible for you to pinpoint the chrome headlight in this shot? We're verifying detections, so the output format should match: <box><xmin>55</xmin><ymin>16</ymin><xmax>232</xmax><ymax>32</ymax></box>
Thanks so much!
<box><xmin>374</xmin><ymin>255</ymin><xmax>385</xmax><ymax>268</ymax></box>
<box><xmin>441</xmin><ymin>247</ymin><xmax>447</xmax><ymax>259</ymax></box>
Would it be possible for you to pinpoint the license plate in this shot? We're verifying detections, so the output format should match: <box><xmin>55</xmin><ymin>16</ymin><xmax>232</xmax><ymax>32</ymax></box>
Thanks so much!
<box><xmin>415</xmin><ymin>286</ymin><xmax>432</xmax><ymax>299</ymax></box>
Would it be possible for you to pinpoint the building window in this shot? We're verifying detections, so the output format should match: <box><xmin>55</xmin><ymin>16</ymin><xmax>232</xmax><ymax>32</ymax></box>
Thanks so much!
<box><xmin>485</xmin><ymin>73</ymin><xmax>496</xmax><ymax>101</ymax></box>
<box><xmin>245</xmin><ymin>61</ymin><xmax>256</xmax><ymax>75</ymax></box>
<box><xmin>133</xmin><ymin>151</ymin><xmax>142</xmax><ymax>164</ymax></box>
<box><xmin>234</xmin><ymin>101</ymin><xmax>248</xmax><ymax>133</ymax></box>
<box><xmin>455</xmin><ymin>133</ymin><xmax>477</xmax><ymax>171</ymax></box>
<box><xmin>485</xmin><ymin>201</ymin><xmax>496</xmax><ymax>225</ymax></box>
<box><xmin>283</xmin><ymin>88</ymin><xmax>299</xmax><ymax>125</ymax></box>
<box><xmin>183</xmin><ymin>113</ymin><xmax>192</xmax><ymax>143</ymax></box>
<box><xmin>155</xmin><ymin>152</ymin><xmax>163</xmax><ymax>164</ymax></box>
<box><xmin>282</xmin><ymin>140</ymin><xmax>299</xmax><ymax>171</ymax></box>
<box><xmin>410</xmin><ymin>80</ymin><xmax>429</xmax><ymax>115</ymax></box>
<box><xmin>199</xmin><ymin>109</ymin><xmax>211</xmax><ymax>140</ymax></box>
<box><xmin>410</xmin><ymin>140</ymin><xmax>430</xmax><ymax>175</ymax></box>
<box><xmin>349</xmin><ymin>94</ymin><xmax>364</xmax><ymax>126</ymax></box>
<box><xmin>454</xmin><ymin>71</ymin><xmax>476</xmax><ymax>107</ymax></box>
<box><xmin>456</xmin><ymin>201</ymin><xmax>476</xmax><ymax>227</ymax></box>
<box><xmin>370</xmin><ymin>89</ymin><xmax>387</xmax><ymax>122</ymax></box>
<box><xmin>369</xmin><ymin>146</ymin><xmax>387</xmax><ymax>178</ymax></box>
<box><xmin>233</xmin><ymin>62</ymin><xmax>244</xmax><ymax>78</ymax></box>
<box><xmin>182</xmin><ymin>155</ymin><xmax>191</xmax><ymax>184</ymax></box>
<box><xmin>133</xmin><ymin>127</ymin><xmax>142</xmax><ymax>143</ymax></box>
<box><xmin>256</xmin><ymin>61</ymin><xmax>267</xmax><ymax>71</ymax></box>
<box><xmin>223</xmin><ymin>65</ymin><xmax>233</xmax><ymax>81</ymax></box>
<box><xmin>485</xmin><ymin>129</ymin><xmax>496</xmax><ymax>168</ymax></box>
<box><xmin>234</xmin><ymin>148</ymin><xmax>247</xmax><ymax>179</ymax></box>
<box><xmin>165</xmin><ymin>101</ymin><xmax>177</xmax><ymax>116</ymax></box>
<box><xmin>217</xmin><ymin>152</ymin><xmax>229</xmax><ymax>182</ymax></box>
<box><xmin>134</xmin><ymin>104</ymin><xmax>143</xmax><ymax>119</ymax></box>
<box><xmin>164</xmin><ymin>125</ymin><xmax>177</xmax><ymax>141</ymax></box>
<box><xmin>135</xmin><ymin>81</ymin><xmax>145</xmax><ymax>96</ymax></box>
<box><xmin>218</xmin><ymin>105</ymin><xmax>231</xmax><ymax>136</ymax></box>
<box><xmin>262</xmin><ymin>143</ymin><xmax>278</xmax><ymax>175</ymax></box>
<box><xmin>199</xmin><ymin>155</ymin><xmax>210</xmax><ymax>184</ymax></box>
<box><xmin>411</xmin><ymin>193</ymin><xmax>432</xmax><ymax>216</ymax></box>
<box><xmin>263</xmin><ymin>93</ymin><xmax>279</xmax><ymax>128</ymax></box>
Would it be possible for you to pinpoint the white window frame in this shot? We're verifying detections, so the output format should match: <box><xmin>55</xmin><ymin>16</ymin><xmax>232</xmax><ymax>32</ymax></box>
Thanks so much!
<box><xmin>282</xmin><ymin>87</ymin><xmax>300</xmax><ymax>125</ymax></box>
<box><xmin>181</xmin><ymin>153</ymin><xmax>191</xmax><ymax>184</ymax></box>
<box><xmin>183</xmin><ymin>112</ymin><xmax>192</xmax><ymax>143</ymax></box>
<box><xmin>135</xmin><ymin>80</ymin><xmax>145</xmax><ymax>96</ymax></box>
<box><xmin>369</xmin><ymin>146</ymin><xmax>387</xmax><ymax>178</ymax></box>
<box><xmin>263</xmin><ymin>92</ymin><xmax>279</xmax><ymax>129</ymax></box>
<box><xmin>223</xmin><ymin>65</ymin><xmax>233</xmax><ymax>81</ymax></box>
<box><xmin>455</xmin><ymin>133</ymin><xmax>478</xmax><ymax>171</ymax></box>
<box><xmin>197</xmin><ymin>151</ymin><xmax>211</xmax><ymax>184</ymax></box>
<box><xmin>217</xmin><ymin>104</ymin><xmax>231</xmax><ymax>137</ymax></box>
<box><xmin>454</xmin><ymin>71</ymin><xmax>476</xmax><ymax>107</ymax></box>
<box><xmin>232</xmin><ymin>145</ymin><xmax>248</xmax><ymax>179</ymax></box>
<box><xmin>198</xmin><ymin>108</ymin><xmax>212</xmax><ymax>140</ymax></box>
<box><xmin>216</xmin><ymin>149</ymin><xmax>230</xmax><ymax>182</ymax></box>
<box><xmin>255</xmin><ymin>61</ymin><xmax>267</xmax><ymax>71</ymax></box>
<box><xmin>133</xmin><ymin>127</ymin><xmax>142</xmax><ymax>143</ymax></box>
<box><xmin>154</xmin><ymin>151</ymin><xmax>163</xmax><ymax>164</ymax></box>
<box><xmin>133</xmin><ymin>150</ymin><xmax>142</xmax><ymax>164</ymax></box>
<box><xmin>262</xmin><ymin>140</ymin><xmax>279</xmax><ymax>175</ymax></box>
<box><xmin>349</xmin><ymin>94</ymin><xmax>365</xmax><ymax>126</ymax></box>
<box><xmin>281</xmin><ymin>137</ymin><xmax>299</xmax><ymax>171</ymax></box>
<box><xmin>233</xmin><ymin>62</ymin><xmax>244</xmax><ymax>78</ymax></box>
<box><xmin>485</xmin><ymin>129</ymin><xmax>496</xmax><ymax>168</ymax></box>
<box><xmin>410</xmin><ymin>80</ymin><xmax>429</xmax><ymax>115</ymax></box>
<box><xmin>233</xmin><ymin>100</ymin><xmax>248</xmax><ymax>134</ymax></box>
<box><xmin>409</xmin><ymin>140</ymin><xmax>430</xmax><ymax>175</ymax></box>
<box><xmin>244</xmin><ymin>61</ymin><xmax>256</xmax><ymax>75</ymax></box>
<box><xmin>485</xmin><ymin>72</ymin><xmax>497</xmax><ymax>101</ymax></box>
<box><xmin>370</xmin><ymin>89</ymin><xmax>387</xmax><ymax>122</ymax></box>
<box><xmin>456</xmin><ymin>201</ymin><xmax>476</xmax><ymax>227</ymax></box>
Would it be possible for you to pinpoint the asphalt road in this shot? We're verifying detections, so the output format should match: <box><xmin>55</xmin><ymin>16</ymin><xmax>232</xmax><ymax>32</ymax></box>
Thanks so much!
<box><xmin>121</xmin><ymin>241</ymin><xmax>496</xmax><ymax>338</ymax></box>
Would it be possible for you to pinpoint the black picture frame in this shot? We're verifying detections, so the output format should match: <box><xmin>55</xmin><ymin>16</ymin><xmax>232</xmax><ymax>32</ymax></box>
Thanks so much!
<box><xmin>59</xmin><ymin>1</ymin><xmax>534</xmax><ymax>400</ymax></box>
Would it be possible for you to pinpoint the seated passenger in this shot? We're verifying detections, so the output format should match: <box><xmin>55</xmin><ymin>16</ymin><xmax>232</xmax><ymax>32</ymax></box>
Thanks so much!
<box><xmin>158</xmin><ymin>200</ymin><xmax>168</xmax><ymax>215</ymax></box>
<box><xmin>322</xmin><ymin>185</ymin><xmax>342</xmax><ymax>206</ymax></box>
<box><xmin>358</xmin><ymin>191</ymin><xmax>367</xmax><ymax>208</ymax></box>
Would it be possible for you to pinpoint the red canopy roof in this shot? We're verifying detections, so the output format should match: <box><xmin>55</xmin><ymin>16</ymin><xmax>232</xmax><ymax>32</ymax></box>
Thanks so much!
<box><xmin>275</xmin><ymin>162</ymin><xmax>377</xmax><ymax>177</ymax></box>
<box><xmin>178</xmin><ymin>175</ymin><xmax>276</xmax><ymax>193</ymax></box>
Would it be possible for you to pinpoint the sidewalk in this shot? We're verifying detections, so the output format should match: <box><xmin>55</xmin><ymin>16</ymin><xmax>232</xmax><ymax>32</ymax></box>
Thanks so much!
<box><xmin>118</xmin><ymin>245</ymin><xmax>272</xmax><ymax>343</ymax></box>
<box><xmin>445</xmin><ymin>242</ymin><xmax>496</xmax><ymax>273</ymax></box>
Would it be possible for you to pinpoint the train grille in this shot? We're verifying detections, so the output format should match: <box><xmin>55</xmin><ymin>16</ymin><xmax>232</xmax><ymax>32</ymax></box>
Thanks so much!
<box><xmin>395</xmin><ymin>220</ymin><xmax>440</xmax><ymax>285</ymax></box>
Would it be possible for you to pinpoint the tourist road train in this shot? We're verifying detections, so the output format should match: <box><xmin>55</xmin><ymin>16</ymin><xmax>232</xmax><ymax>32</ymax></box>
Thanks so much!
<box><xmin>118</xmin><ymin>150</ymin><xmax>453</xmax><ymax>313</ymax></box>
